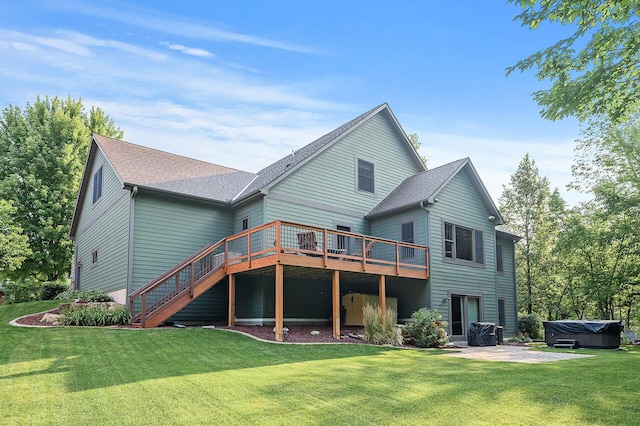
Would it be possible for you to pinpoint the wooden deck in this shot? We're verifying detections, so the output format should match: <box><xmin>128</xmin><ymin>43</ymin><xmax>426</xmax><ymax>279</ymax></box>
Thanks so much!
<box><xmin>130</xmin><ymin>220</ymin><xmax>430</xmax><ymax>337</ymax></box>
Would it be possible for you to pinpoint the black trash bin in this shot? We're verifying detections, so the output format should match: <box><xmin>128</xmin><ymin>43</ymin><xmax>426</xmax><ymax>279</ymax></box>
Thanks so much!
<box><xmin>496</xmin><ymin>326</ymin><xmax>503</xmax><ymax>345</ymax></box>
<box><xmin>468</xmin><ymin>322</ymin><xmax>497</xmax><ymax>346</ymax></box>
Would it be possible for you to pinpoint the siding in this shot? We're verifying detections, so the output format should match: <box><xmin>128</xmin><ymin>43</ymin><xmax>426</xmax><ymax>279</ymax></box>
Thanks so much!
<box><xmin>77</xmin><ymin>148</ymin><xmax>123</xmax><ymax>232</ymax></box>
<box><xmin>74</xmin><ymin>149</ymin><xmax>130</xmax><ymax>294</ymax></box>
<box><xmin>265</xmin><ymin>113</ymin><xmax>422</xmax><ymax>232</ymax></box>
<box><xmin>75</xmin><ymin>190</ymin><xmax>130</xmax><ymax>293</ymax></box>
<box><xmin>369</xmin><ymin>208</ymin><xmax>427</xmax><ymax>246</ymax></box>
<box><xmin>496</xmin><ymin>235</ymin><xmax>518</xmax><ymax>336</ymax></box>
<box><xmin>427</xmin><ymin>167</ymin><xmax>500</xmax><ymax>330</ymax></box>
<box><xmin>131</xmin><ymin>193</ymin><xmax>232</xmax><ymax>291</ymax></box>
<box><xmin>233</xmin><ymin>197</ymin><xmax>264</xmax><ymax>233</ymax></box>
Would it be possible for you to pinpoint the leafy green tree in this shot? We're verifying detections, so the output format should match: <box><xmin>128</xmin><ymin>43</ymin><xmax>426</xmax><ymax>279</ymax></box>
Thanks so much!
<box><xmin>558</xmin><ymin>203</ymin><xmax>638</xmax><ymax>320</ymax></box>
<box><xmin>500</xmin><ymin>154</ymin><xmax>555</xmax><ymax>314</ymax></box>
<box><xmin>569</xmin><ymin>116</ymin><xmax>640</xmax><ymax>322</ymax></box>
<box><xmin>507</xmin><ymin>0</ymin><xmax>640</xmax><ymax>123</ymax></box>
<box><xmin>407</xmin><ymin>133</ymin><xmax>428</xmax><ymax>167</ymax></box>
<box><xmin>0</xmin><ymin>96</ymin><xmax>122</xmax><ymax>281</ymax></box>
<box><xmin>0</xmin><ymin>200</ymin><xmax>31</xmax><ymax>273</ymax></box>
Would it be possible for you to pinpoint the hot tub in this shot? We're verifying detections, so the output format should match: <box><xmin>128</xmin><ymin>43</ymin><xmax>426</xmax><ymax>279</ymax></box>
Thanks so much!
<box><xmin>543</xmin><ymin>320</ymin><xmax>623</xmax><ymax>349</ymax></box>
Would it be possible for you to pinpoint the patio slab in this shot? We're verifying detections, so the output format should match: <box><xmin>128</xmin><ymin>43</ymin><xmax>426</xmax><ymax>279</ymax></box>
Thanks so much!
<box><xmin>441</xmin><ymin>344</ymin><xmax>595</xmax><ymax>363</ymax></box>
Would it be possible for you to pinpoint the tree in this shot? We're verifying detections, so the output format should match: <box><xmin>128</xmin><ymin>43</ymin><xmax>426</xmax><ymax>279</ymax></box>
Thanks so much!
<box><xmin>0</xmin><ymin>200</ymin><xmax>31</xmax><ymax>274</ymax></box>
<box><xmin>0</xmin><ymin>96</ymin><xmax>122</xmax><ymax>281</ymax></box>
<box><xmin>507</xmin><ymin>0</ymin><xmax>640</xmax><ymax>123</ymax></box>
<box><xmin>407</xmin><ymin>133</ymin><xmax>428</xmax><ymax>167</ymax></box>
<box><xmin>569</xmin><ymin>115</ymin><xmax>640</xmax><ymax>322</ymax></box>
<box><xmin>499</xmin><ymin>154</ymin><xmax>554</xmax><ymax>314</ymax></box>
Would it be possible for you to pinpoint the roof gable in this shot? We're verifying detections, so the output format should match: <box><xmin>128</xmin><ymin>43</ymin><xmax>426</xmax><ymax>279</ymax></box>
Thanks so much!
<box><xmin>234</xmin><ymin>103</ymin><xmax>426</xmax><ymax>200</ymax></box>
<box><xmin>366</xmin><ymin>157</ymin><xmax>504</xmax><ymax>224</ymax></box>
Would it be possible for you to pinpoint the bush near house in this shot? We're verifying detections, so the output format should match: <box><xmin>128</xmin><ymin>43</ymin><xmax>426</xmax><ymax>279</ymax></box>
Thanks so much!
<box><xmin>55</xmin><ymin>289</ymin><xmax>112</xmax><ymax>302</ymax></box>
<box><xmin>403</xmin><ymin>308</ymin><xmax>449</xmax><ymax>348</ymax></box>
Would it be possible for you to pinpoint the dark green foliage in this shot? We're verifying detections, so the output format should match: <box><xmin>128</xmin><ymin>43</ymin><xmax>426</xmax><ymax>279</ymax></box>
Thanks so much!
<box><xmin>403</xmin><ymin>308</ymin><xmax>449</xmax><ymax>348</ymax></box>
<box><xmin>55</xmin><ymin>289</ymin><xmax>112</xmax><ymax>302</ymax></box>
<box><xmin>59</xmin><ymin>304</ymin><xmax>130</xmax><ymax>326</ymax></box>
<box><xmin>41</xmin><ymin>282</ymin><xmax>69</xmax><ymax>300</ymax></box>
<box><xmin>1</xmin><ymin>279</ymin><xmax>43</xmax><ymax>303</ymax></box>
<box><xmin>518</xmin><ymin>313</ymin><xmax>542</xmax><ymax>339</ymax></box>
<box><xmin>362</xmin><ymin>303</ymin><xmax>402</xmax><ymax>346</ymax></box>
<box><xmin>508</xmin><ymin>0</ymin><xmax>640</xmax><ymax>123</ymax></box>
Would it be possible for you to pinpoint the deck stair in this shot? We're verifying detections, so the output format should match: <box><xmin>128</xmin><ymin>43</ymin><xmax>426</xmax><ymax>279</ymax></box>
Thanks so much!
<box><xmin>553</xmin><ymin>338</ymin><xmax>578</xmax><ymax>349</ymax></box>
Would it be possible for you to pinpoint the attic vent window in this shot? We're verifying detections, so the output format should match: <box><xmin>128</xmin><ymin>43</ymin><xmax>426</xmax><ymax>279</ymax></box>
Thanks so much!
<box><xmin>356</xmin><ymin>158</ymin><xmax>375</xmax><ymax>194</ymax></box>
<box><xmin>93</xmin><ymin>166</ymin><xmax>103</xmax><ymax>204</ymax></box>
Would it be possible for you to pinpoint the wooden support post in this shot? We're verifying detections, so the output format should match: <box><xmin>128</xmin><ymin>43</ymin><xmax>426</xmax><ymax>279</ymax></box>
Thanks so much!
<box><xmin>228</xmin><ymin>274</ymin><xmax>235</xmax><ymax>326</ymax></box>
<box><xmin>378</xmin><ymin>275</ymin><xmax>386</xmax><ymax>315</ymax></box>
<box><xmin>275</xmin><ymin>263</ymin><xmax>284</xmax><ymax>342</ymax></box>
<box><xmin>332</xmin><ymin>270</ymin><xmax>340</xmax><ymax>339</ymax></box>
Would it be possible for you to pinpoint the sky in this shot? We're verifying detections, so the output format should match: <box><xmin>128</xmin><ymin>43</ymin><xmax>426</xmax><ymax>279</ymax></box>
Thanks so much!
<box><xmin>0</xmin><ymin>0</ymin><xmax>589</xmax><ymax>206</ymax></box>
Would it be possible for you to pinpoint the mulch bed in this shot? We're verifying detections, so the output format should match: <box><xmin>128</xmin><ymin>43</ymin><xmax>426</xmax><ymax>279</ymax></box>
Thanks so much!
<box><xmin>14</xmin><ymin>310</ymin><xmax>377</xmax><ymax>344</ymax></box>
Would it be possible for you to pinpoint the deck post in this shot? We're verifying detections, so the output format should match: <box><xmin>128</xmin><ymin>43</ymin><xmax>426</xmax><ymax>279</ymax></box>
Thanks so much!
<box><xmin>228</xmin><ymin>273</ymin><xmax>235</xmax><ymax>326</ymax></box>
<box><xmin>378</xmin><ymin>275</ymin><xmax>386</xmax><ymax>319</ymax></box>
<box><xmin>332</xmin><ymin>270</ymin><xmax>340</xmax><ymax>339</ymax></box>
<box><xmin>275</xmin><ymin>263</ymin><xmax>284</xmax><ymax>342</ymax></box>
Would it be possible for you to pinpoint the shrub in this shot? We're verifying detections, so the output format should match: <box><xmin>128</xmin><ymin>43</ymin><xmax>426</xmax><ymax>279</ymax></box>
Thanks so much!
<box><xmin>403</xmin><ymin>308</ymin><xmax>449</xmax><ymax>348</ymax></box>
<box><xmin>55</xmin><ymin>289</ymin><xmax>112</xmax><ymax>302</ymax></box>
<box><xmin>518</xmin><ymin>313</ymin><xmax>542</xmax><ymax>340</ymax></box>
<box><xmin>1</xmin><ymin>279</ymin><xmax>42</xmax><ymax>304</ymax></box>
<box><xmin>41</xmin><ymin>282</ymin><xmax>69</xmax><ymax>300</ymax></box>
<box><xmin>59</xmin><ymin>304</ymin><xmax>130</xmax><ymax>326</ymax></box>
<box><xmin>362</xmin><ymin>303</ymin><xmax>402</xmax><ymax>346</ymax></box>
<box><xmin>507</xmin><ymin>335</ymin><xmax>533</xmax><ymax>344</ymax></box>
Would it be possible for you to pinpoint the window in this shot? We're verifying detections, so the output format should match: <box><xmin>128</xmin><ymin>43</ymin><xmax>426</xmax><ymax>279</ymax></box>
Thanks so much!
<box><xmin>498</xmin><ymin>299</ymin><xmax>506</xmax><ymax>327</ymax></box>
<box><xmin>357</xmin><ymin>158</ymin><xmax>375</xmax><ymax>194</ymax></box>
<box><xmin>400</xmin><ymin>221</ymin><xmax>415</xmax><ymax>259</ymax></box>
<box><xmin>241</xmin><ymin>216</ymin><xmax>249</xmax><ymax>231</ymax></box>
<box><xmin>91</xmin><ymin>249</ymin><xmax>98</xmax><ymax>266</ymax></box>
<box><xmin>444</xmin><ymin>222</ymin><xmax>484</xmax><ymax>265</ymax></box>
<box><xmin>496</xmin><ymin>245</ymin><xmax>504</xmax><ymax>273</ymax></box>
<box><xmin>93</xmin><ymin>166</ymin><xmax>103</xmax><ymax>204</ymax></box>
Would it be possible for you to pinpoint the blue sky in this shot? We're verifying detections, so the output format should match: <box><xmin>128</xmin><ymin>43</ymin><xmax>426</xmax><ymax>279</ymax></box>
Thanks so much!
<box><xmin>0</xmin><ymin>0</ymin><xmax>586</xmax><ymax>205</ymax></box>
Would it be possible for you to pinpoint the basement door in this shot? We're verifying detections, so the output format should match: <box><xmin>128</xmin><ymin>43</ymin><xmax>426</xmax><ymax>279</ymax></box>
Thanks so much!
<box><xmin>450</xmin><ymin>294</ymin><xmax>480</xmax><ymax>341</ymax></box>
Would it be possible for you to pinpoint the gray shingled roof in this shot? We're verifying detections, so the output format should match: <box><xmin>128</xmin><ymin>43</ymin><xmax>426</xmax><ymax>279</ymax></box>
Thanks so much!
<box><xmin>95</xmin><ymin>134</ymin><xmax>256</xmax><ymax>202</ymax></box>
<box><xmin>366</xmin><ymin>158</ymin><xmax>468</xmax><ymax>218</ymax></box>
<box><xmin>234</xmin><ymin>103</ymin><xmax>389</xmax><ymax>200</ymax></box>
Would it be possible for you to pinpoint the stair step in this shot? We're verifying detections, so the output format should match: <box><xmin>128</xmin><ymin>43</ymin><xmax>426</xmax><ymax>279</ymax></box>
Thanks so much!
<box><xmin>556</xmin><ymin>338</ymin><xmax>577</xmax><ymax>344</ymax></box>
<box><xmin>554</xmin><ymin>343</ymin><xmax>577</xmax><ymax>349</ymax></box>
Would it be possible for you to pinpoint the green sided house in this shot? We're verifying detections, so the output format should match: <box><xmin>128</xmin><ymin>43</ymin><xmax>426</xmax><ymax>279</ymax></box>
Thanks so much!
<box><xmin>69</xmin><ymin>103</ymin><xmax>519</xmax><ymax>342</ymax></box>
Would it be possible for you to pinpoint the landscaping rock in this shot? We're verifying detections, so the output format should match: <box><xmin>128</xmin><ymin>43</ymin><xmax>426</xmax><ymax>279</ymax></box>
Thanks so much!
<box><xmin>311</xmin><ymin>330</ymin><xmax>320</xmax><ymax>336</ymax></box>
<box><xmin>40</xmin><ymin>313</ymin><xmax>61</xmax><ymax>325</ymax></box>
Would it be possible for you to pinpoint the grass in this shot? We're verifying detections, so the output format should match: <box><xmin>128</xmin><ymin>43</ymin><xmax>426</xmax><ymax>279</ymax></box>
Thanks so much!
<box><xmin>1</xmin><ymin>301</ymin><xmax>640</xmax><ymax>425</ymax></box>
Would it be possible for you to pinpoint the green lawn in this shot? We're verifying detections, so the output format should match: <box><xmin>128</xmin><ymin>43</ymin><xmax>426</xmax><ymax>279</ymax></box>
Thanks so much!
<box><xmin>2</xmin><ymin>301</ymin><xmax>639</xmax><ymax>425</ymax></box>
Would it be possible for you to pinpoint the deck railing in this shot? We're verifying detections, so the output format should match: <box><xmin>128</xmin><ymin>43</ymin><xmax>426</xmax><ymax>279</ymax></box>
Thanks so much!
<box><xmin>129</xmin><ymin>220</ymin><xmax>429</xmax><ymax>326</ymax></box>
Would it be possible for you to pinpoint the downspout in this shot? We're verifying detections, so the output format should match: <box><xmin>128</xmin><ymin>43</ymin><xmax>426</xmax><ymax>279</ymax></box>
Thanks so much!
<box><xmin>512</xmin><ymin>241</ymin><xmax>518</xmax><ymax>336</ymax></box>
<box><xmin>420</xmin><ymin>200</ymin><xmax>433</xmax><ymax>310</ymax></box>
<box><xmin>126</xmin><ymin>186</ymin><xmax>138</xmax><ymax>307</ymax></box>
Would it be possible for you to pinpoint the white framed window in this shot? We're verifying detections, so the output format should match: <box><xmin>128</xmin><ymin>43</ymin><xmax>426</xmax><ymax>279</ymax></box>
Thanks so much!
<box><xmin>93</xmin><ymin>166</ymin><xmax>103</xmax><ymax>204</ymax></box>
<box><xmin>91</xmin><ymin>249</ymin><xmax>99</xmax><ymax>267</ymax></box>
<box><xmin>240</xmin><ymin>215</ymin><xmax>249</xmax><ymax>231</ymax></box>
<box><xmin>496</xmin><ymin>244</ymin><xmax>504</xmax><ymax>274</ymax></box>
<box><xmin>444</xmin><ymin>222</ymin><xmax>484</xmax><ymax>266</ymax></box>
<box><xmin>356</xmin><ymin>157</ymin><xmax>375</xmax><ymax>194</ymax></box>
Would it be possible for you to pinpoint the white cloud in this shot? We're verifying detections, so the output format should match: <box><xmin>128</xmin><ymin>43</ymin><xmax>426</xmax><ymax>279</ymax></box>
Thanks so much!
<box><xmin>164</xmin><ymin>43</ymin><xmax>216</xmax><ymax>58</ymax></box>
<box><xmin>52</xmin><ymin>1</ymin><xmax>320</xmax><ymax>54</ymax></box>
